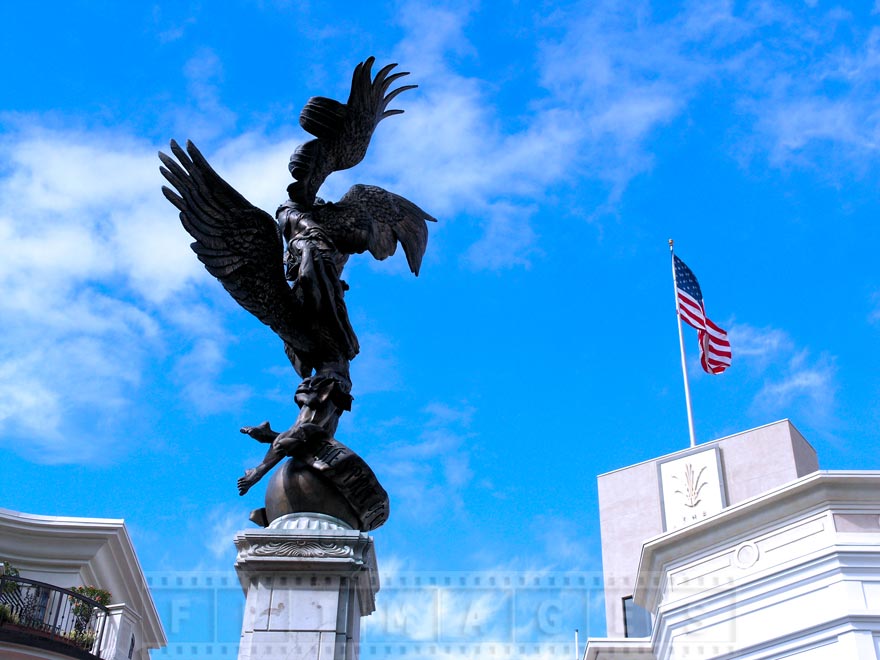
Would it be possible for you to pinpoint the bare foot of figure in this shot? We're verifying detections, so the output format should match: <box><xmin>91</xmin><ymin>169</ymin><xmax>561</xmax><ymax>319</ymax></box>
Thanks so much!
<box><xmin>240</xmin><ymin>421</ymin><xmax>278</xmax><ymax>444</ymax></box>
<box><xmin>237</xmin><ymin>469</ymin><xmax>261</xmax><ymax>495</ymax></box>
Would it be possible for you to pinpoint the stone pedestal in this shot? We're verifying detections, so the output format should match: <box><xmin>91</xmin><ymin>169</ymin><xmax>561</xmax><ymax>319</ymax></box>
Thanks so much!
<box><xmin>234</xmin><ymin>513</ymin><xmax>379</xmax><ymax>660</ymax></box>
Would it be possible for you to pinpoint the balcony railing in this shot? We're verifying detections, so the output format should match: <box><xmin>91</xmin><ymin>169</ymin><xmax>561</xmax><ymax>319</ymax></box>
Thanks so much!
<box><xmin>0</xmin><ymin>574</ymin><xmax>110</xmax><ymax>658</ymax></box>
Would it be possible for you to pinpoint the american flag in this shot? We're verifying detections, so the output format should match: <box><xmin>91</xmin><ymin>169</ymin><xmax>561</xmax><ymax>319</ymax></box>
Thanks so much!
<box><xmin>674</xmin><ymin>255</ymin><xmax>731</xmax><ymax>374</ymax></box>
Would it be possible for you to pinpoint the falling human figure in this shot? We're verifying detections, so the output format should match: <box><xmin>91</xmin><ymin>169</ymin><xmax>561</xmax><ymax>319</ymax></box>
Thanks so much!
<box><xmin>159</xmin><ymin>58</ymin><xmax>435</xmax><ymax>530</ymax></box>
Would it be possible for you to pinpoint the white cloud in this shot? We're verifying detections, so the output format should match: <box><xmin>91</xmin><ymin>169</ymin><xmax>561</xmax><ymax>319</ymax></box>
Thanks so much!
<box><xmin>0</xmin><ymin>125</ymin><xmax>261</xmax><ymax>463</ymax></box>
<box><xmin>590</xmin><ymin>92</ymin><xmax>680</xmax><ymax>143</ymax></box>
<box><xmin>754</xmin><ymin>349</ymin><xmax>836</xmax><ymax>416</ymax></box>
<box><xmin>350</xmin><ymin>332</ymin><xmax>401</xmax><ymax>396</ymax></box>
<box><xmin>346</xmin><ymin>6</ymin><xmax>582</xmax><ymax>269</ymax></box>
<box><xmin>175</xmin><ymin>48</ymin><xmax>237</xmax><ymax>142</ymax></box>
<box><xmin>204</xmin><ymin>504</ymin><xmax>249</xmax><ymax>561</ymax></box>
<box><xmin>367</xmin><ymin>564</ymin><xmax>602</xmax><ymax>655</ymax></box>
<box><xmin>870</xmin><ymin>292</ymin><xmax>880</xmax><ymax>324</ymax></box>
<box><xmin>763</xmin><ymin>100</ymin><xmax>860</xmax><ymax>154</ymax></box>
<box><xmin>463</xmin><ymin>203</ymin><xmax>540</xmax><ymax>271</ymax></box>
<box><xmin>367</xmin><ymin>58</ymin><xmax>579</xmax><ymax>215</ymax></box>
<box><xmin>741</xmin><ymin>331</ymin><xmax>837</xmax><ymax>428</ymax></box>
<box><xmin>727</xmin><ymin>323</ymin><xmax>794</xmax><ymax>371</ymax></box>
<box><xmin>150</xmin><ymin>4</ymin><xmax>197</xmax><ymax>44</ymax></box>
<box><xmin>0</xmin><ymin>127</ymin><xmax>198</xmax><ymax>301</ymax></box>
<box><xmin>209</xmin><ymin>131</ymin><xmax>298</xmax><ymax>210</ymax></box>
<box><xmin>0</xmin><ymin>325</ymin><xmax>147</xmax><ymax>464</ymax></box>
<box><xmin>536</xmin><ymin>1</ymin><xmax>880</xmax><ymax>184</ymax></box>
<box><xmin>173</xmin><ymin>338</ymin><xmax>252</xmax><ymax>415</ymax></box>
<box><xmin>7</xmin><ymin>0</ymin><xmax>872</xmax><ymax>464</ymax></box>
<box><xmin>729</xmin><ymin>13</ymin><xmax>880</xmax><ymax>172</ymax></box>
<box><xmin>530</xmin><ymin>514</ymin><xmax>596</xmax><ymax>567</ymax></box>
<box><xmin>723</xmin><ymin>323</ymin><xmax>837</xmax><ymax>430</ymax></box>
<box><xmin>370</xmin><ymin>583</ymin><xmax>507</xmax><ymax>644</ymax></box>
<box><xmin>379</xmin><ymin>402</ymin><xmax>477</xmax><ymax>523</ymax></box>
<box><xmin>422</xmin><ymin>402</ymin><xmax>474</xmax><ymax>427</ymax></box>
<box><xmin>536</xmin><ymin>1</ymin><xmax>729</xmax><ymax>198</ymax></box>
<box><xmin>0</xmin><ymin>359</ymin><xmax>61</xmax><ymax>437</ymax></box>
<box><xmin>0</xmin><ymin>114</ymin><xmax>437</xmax><ymax>463</ymax></box>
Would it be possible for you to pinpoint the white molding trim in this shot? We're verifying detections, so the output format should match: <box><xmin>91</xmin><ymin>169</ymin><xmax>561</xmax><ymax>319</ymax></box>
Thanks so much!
<box><xmin>0</xmin><ymin>508</ymin><xmax>166</xmax><ymax>651</ymax></box>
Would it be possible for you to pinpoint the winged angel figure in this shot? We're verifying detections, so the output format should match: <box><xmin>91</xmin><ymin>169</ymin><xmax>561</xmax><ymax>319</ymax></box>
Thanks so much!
<box><xmin>159</xmin><ymin>58</ymin><xmax>435</xmax><ymax>530</ymax></box>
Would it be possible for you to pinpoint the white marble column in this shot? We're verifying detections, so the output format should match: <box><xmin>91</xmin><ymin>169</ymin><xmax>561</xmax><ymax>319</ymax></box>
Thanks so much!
<box><xmin>234</xmin><ymin>513</ymin><xmax>379</xmax><ymax>660</ymax></box>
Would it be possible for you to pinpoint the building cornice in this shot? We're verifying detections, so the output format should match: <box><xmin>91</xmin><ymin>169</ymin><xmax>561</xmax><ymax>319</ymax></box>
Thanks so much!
<box><xmin>634</xmin><ymin>471</ymin><xmax>880</xmax><ymax>609</ymax></box>
<box><xmin>0</xmin><ymin>508</ymin><xmax>167</xmax><ymax>649</ymax></box>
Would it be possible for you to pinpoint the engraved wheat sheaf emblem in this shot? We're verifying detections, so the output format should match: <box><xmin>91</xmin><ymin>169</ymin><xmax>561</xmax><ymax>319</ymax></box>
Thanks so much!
<box><xmin>673</xmin><ymin>463</ymin><xmax>708</xmax><ymax>508</ymax></box>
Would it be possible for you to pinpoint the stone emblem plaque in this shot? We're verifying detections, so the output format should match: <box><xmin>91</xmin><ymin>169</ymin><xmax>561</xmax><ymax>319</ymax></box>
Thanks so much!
<box><xmin>659</xmin><ymin>446</ymin><xmax>726</xmax><ymax>532</ymax></box>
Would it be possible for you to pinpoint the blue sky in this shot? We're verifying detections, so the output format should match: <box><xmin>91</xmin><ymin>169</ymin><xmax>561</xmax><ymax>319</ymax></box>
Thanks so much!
<box><xmin>2</xmin><ymin>0</ymin><xmax>880</xmax><ymax>656</ymax></box>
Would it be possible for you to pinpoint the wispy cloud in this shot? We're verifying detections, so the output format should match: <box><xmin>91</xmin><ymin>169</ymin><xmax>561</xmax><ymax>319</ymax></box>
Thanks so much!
<box><xmin>539</xmin><ymin>1</ymin><xmax>880</xmax><ymax>187</ymax></box>
<box><xmin>528</xmin><ymin>514</ymin><xmax>596</xmax><ymax>568</ymax></box>
<box><xmin>173</xmin><ymin>338</ymin><xmax>251</xmax><ymax>415</ymax></box>
<box><xmin>204</xmin><ymin>504</ymin><xmax>250</xmax><ymax>563</ymax></box>
<box><xmin>870</xmin><ymin>291</ymin><xmax>880</xmax><ymax>324</ymax></box>
<box><xmin>0</xmin><ymin>127</ymin><xmax>189</xmax><ymax>462</ymax></box>
<box><xmin>361</xmin><ymin>0</ymin><xmax>880</xmax><ymax>270</ymax></box>
<box><xmin>730</xmin><ymin>323</ymin><xmax>837</xmax><ymax>428</ymax></box>
<box><xmin>379</xmin><ymin>402</ymin><xmax>477</xmax><ymax>523</ymax></box>
<box><xmin>357</xmin><ymin>6</ymin><xmax>581</xmax><ymax>270</ymax></box>
<box><xmin>0</xmin><ymin>125</ymin><xmax>272</xmax><ymax>463</ymax></box>
<box><xmin>5</xmin><ymin>0</ymin><xmax>871</xmax><ymax>464</ymax></box>
<box><xmin>350</xmin><ymin>332</ymin><xmax>402</xmax><ymax>396</ymax></box>
<box><xmin>366</xmin><ymin>560</ymin><xmax>602</xmax><ymax>654</ymax></box>
<box><xmin>463</xmin><ymin>202</ymin><xmax>540</xmax><ymax>271</ymax></box>
<box><xmin>727</xmin><ymin>323</ymin><xmax>794</xmax><ymax>371</ymax></box>
<box><xmin>537</xmin><ymin>1</ymin><xmax>721</xmax><ymax>198</ymax></box>
<box><xmin>151</xmin><ymin>4</ymin><xmax>197</xmax><ymax>44</ymax></box>
<box><xmin>753</xmin><ymin>349</ymin><xmax>836</xmax><ymax>422</ymax></box>
<box><xmin>706</xmin><ymin>6</ymin><xmax>880</xmax><ymax>175</ymax></box>
<box><xmin>370</xmin><ymin>581</ymin><xmax>509</xmax><ymax>644</ymax></box>
<box><xmin>176</xmin><ymin>48</ymin><xmax>237</xmax><ymax>142</ymax></box>
<box><xmin>0</xmin><ymin>126</ymin><xmax>198</xmax><ymax>300</ymax></box>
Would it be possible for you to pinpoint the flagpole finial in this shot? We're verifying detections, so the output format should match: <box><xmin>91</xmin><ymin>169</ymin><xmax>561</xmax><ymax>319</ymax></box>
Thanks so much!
<box><xmin>669</xmin><ymin>238</ymin><xmax>674</xmax><ymax>248</ymax></box>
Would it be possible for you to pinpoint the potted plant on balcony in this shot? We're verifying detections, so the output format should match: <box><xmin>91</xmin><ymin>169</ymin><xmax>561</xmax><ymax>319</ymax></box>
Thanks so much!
<box><xmin>0</xmin><ymin>602</ymin><xmax>17</xmax><ymax>625</ymax></box>
<box><xmin>68</xmin><ymin>585</ymin><xmax>111</xmax><ymax>650</ymax></box>
<box><xmin>1</xmin><ymin>560</ymin><xmax>20</xmax><ymax>589</ymax></box>
<box><xmin>0</xmin><ymin>560</ymin><xmax>21</xmax><ymax>626</ymax></box>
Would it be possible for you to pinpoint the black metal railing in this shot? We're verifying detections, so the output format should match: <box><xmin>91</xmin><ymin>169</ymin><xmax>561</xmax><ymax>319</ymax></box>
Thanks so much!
<box><xmin>0</xmin><ymin>574</ymin><xmax>110</xmax><ymax>657</ymax></box>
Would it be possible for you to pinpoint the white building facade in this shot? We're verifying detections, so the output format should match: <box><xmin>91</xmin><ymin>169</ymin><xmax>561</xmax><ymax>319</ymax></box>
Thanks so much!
<box><xmin>585</xmin><ymin>420</ymin><xmax>880</xmax><ymax>659</ymax></box>
<box><xmin>0</xmin><ymin>509</ymin><xmax>166</xmax><ymax>660</ymax></box>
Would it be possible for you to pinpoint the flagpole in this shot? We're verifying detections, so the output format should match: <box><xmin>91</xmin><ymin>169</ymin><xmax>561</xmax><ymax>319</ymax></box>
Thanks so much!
<box><xmin>670</xmin><ymin>239</ymin><xmax>696</xmax><ymax>448</ymax></box>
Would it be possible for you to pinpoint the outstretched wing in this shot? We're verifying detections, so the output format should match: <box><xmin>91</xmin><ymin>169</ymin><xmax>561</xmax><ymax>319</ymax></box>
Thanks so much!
<box><xmin>159</xmin><ymin>139</ymin><xmax>317</xmax><ymax>356</ymax></box>
<box><xmin>315</xmin><ymin>184</ymin><xmax>437</xmax><ymax>276</ymax></box>
<box><xmin>288</xmin><ymin>57</ymin><xmax>417</xmax><ymax>206</ymax></box>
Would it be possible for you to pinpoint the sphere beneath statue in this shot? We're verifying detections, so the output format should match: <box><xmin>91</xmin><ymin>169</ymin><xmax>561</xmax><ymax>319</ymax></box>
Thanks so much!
<box><xmin>263</xmin><ymin>458</ymin><xmax>361</xmax><ymax>530</ymax></box>
<box><xmin>250</xmin><ymin>433</ymin><xmax>389</xmax><ymax>532</ymax></box>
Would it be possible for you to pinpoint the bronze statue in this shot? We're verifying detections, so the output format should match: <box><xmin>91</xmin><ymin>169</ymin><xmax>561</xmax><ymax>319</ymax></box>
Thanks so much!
<box><xmin>159</xmin><ymin>58</ymin><xmax>435</xmax><ymax>531</ymax></box>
